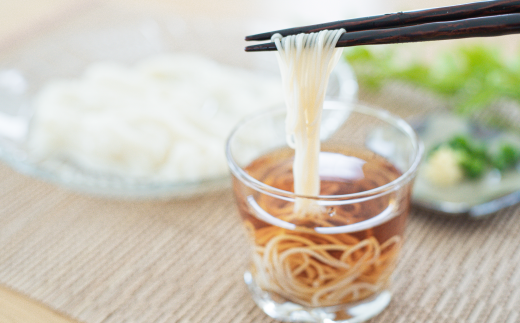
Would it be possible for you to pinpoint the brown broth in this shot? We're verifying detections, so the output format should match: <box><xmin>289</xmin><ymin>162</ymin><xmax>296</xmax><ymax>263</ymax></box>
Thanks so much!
<box><xmin>233</xmin><ymin>146</ymin><xmax>412</xmax><ymax>307</ymax></box>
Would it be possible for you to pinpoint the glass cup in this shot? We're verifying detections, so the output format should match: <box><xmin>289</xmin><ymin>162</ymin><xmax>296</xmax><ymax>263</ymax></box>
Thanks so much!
<box><xmin>226</xmin><ymin>102</ymin><xmax>423</xmax><ymax>323</ymax></box>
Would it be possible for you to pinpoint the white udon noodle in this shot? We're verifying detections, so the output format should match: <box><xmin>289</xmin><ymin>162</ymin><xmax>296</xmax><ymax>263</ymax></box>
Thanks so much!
<box><xmin>246</xmin><ymin>30</ymin><xmax>403</xmax><ymax>307</ymax></box>
<box><xmin>272</xmin><ymin>29</ymin><xmax>345</xmax><ymax>214</ymax></box>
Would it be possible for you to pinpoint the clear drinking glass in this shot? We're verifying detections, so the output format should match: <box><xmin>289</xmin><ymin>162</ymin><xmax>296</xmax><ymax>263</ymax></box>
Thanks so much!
<box><xmin>226</xmin><ymin>102</ymin><xmax>423</xmax><ymax>323</ymax></box>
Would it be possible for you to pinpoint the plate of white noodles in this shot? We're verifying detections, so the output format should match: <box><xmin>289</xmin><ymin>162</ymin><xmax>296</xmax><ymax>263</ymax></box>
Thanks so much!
<box><xmin>0</xmin><ymin>7</ymin><xmax>357</xmax><ymax>198</ymax></box>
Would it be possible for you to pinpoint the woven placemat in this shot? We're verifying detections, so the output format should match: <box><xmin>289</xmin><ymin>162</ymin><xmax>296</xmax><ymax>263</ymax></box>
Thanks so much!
<box><xmin>1</xmin><ymin>155</ymin><xmax>520</xmax><ymax>323</ymax></box>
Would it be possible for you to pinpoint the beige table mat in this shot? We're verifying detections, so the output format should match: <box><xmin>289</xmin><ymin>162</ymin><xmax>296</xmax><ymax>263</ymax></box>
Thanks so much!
<box><xmin>1</xmin><ymin>154</ymin><xmax>520</xmax><ymax>323</ymax></box>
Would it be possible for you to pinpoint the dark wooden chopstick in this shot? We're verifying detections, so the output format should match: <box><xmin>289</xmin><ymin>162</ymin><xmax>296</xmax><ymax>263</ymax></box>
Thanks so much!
<box><xmin>245</xmin><ymin>0</ymin><xmax>520</xmax><ymax>41</ymax></box>
<box><xmin>245</xmin><ymin>14</ymin><xmax>520</xmax><ymax>52</ymax></box>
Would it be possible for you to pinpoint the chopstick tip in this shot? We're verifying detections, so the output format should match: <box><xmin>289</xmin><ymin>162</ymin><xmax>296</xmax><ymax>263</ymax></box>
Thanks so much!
<box><xmin>245</xmin><ymin>33</ymin><xmax>272</xmax><ymax>42</ymax></box>
<box><xmin>245</xmin><ymin>42</ymin><xmax>277</xmax><ymax>52</ymax></box>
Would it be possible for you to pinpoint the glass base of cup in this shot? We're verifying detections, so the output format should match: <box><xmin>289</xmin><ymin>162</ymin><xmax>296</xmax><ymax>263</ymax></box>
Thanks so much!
<box><xmin>244</xmin><ymin>271</ymin><xmax>391</xmax><ymax>323</ymax></box>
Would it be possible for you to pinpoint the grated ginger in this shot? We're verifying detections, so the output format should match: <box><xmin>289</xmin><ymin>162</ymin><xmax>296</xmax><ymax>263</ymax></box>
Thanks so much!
<box><xmin>423</xmin><ymin>146</ymin><xmax>464</xmax><ymax>186</ymax></box>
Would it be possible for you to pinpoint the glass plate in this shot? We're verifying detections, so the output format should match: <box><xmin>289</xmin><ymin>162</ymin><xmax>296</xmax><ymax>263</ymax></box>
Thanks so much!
<box><xmin>412</xmin><ymin>113</ymin><xmax>520</xmax><ymax>217</ymax></box>
<box><xmin>367</xmin><ymin>113</ymin><xmax>520</xmax><ymax>217</ymax></box>
<box><xmin>0</xmin><ymin>4</ymin><xmax>358</xmax><ymax>198</ymax></box>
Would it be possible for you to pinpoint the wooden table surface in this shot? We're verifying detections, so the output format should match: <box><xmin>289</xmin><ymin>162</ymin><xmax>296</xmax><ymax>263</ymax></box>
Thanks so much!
<box><xmin>0</xmin><ymin>287</ymin><xmax>77</xmax><ymax>323</ymax></box>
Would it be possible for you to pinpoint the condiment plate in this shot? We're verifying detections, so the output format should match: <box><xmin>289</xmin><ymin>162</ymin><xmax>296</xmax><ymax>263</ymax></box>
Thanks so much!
<box><xmin>412</xmin><ymin>113</ymin><xmax>520</xmax><ymax>217</ymax></box>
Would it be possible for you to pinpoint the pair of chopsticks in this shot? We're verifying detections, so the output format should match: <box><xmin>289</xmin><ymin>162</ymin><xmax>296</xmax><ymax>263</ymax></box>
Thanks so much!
<box><xmin>244</xmin><ymin>0</ymin><xmax>520</xmax><ymax>52</ymax></box>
